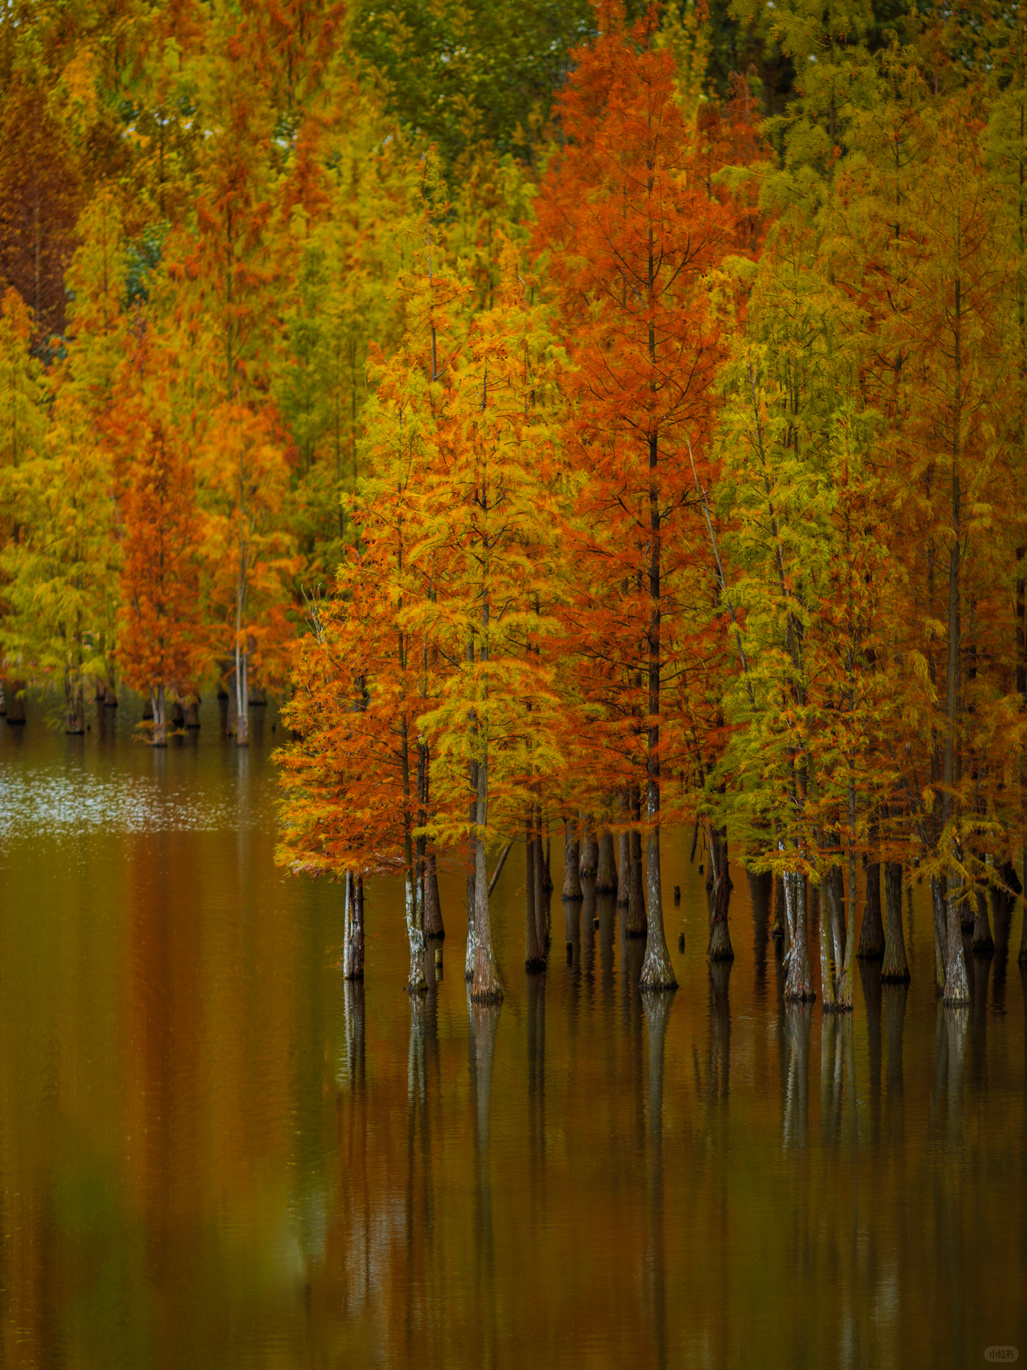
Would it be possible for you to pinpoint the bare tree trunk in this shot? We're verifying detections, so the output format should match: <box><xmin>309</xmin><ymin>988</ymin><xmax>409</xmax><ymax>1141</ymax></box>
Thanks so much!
<box><xmin>471</xmin><ymin>752</ymin><xmax>502</xmax><ymax>1002</ymax></box>
<box><xmin>579</xmin><ymin>815</ymin><xmax>598</xmax><ymax>881</ymax></box>
<box><xmin>943</xmin><ymin>880</ymin><xmax>970</xmax><ymax>1005</ymax></box>
<box><xmin>562</xmin><ymin>818</ymin><xmax>582</xmax><ymax>902</ymax></box>
<box><xmin>150</xmin><ymin>684</ymin><xmax>168</xmax><ymax>748</ymax></box>
<box><xmin>595</xmin><ymin>830</ymin><xmax>618</xmax><ymax>893</ymax></box>
<box><xmin>343</xmin><ymin>872</ymin><xmax>365</xmax><ymax>981</ymax></box>
<box><xmin>4</xmin><ymin>681</ymin><xmax>26</xmax><ymax>724</ymax></box>
<box><xmin>857</xmin><ymin>859</ymin><xmax>885</xmax><ymax>960</ymax></box>
<box><xmin>616</xmin><ymin>835</ymin><xmax>631</xmax><ymax>906</ymax></box>
<box><xmin>234</xmin><ymin>644</ymin><xmax>249</xmax><ymax>746</ymax></box>
<box><xmin>881</xmin><ymin>862</ymin><xmax>910</xmax><ymax>982</ymax></box>
<box><xmin>932</xmin><ymin>876</ymin><xmax>949</xmax><ymax>992</ymax></box>
<box><xmin>465</xmin><ymin>754</ymin><xmax>478</xmax><ymax>982</ymax></box>
<box><xmin>771</xmin><ymin>874</ymin><xmax>785</xmax><ymax>945</ymax></box>
<box><xmin>627</xmin><ymin>784</ymin><xmax>647</xmax><ymax>937</ymax></box>
<box><xmin>424</xmin><ymin>851</ymin><xmax>444</xmax><ymax>940</ymax></box>
<box><xmin>705</xmin><ymin>824</ymin><xmax>733</xmax><ymax>961</ymax></box>
<box><xmin>534</xmin><ymin>826</ymin><xmax>549</xmax><ymax>960</ymax></box>
<box><xmin>783</xmin><ymin>871</ymin><xmax>815</xmax><ymax>1001</ymax></box>
<box><xmin>971</xmin><ymin>883</ymin><xmax>994</xmax><ymax>956</ymax></box>
<box><xmin>64</xmin><ymin>662</ymin><xmax>84</xmax><ymax>735</ymax></box>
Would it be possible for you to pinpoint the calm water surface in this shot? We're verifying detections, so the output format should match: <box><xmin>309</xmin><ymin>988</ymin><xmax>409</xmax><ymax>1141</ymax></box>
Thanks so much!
<box><xmin>1</xmin><ymin>697</ymin><xmax>1025</xmax><ymax>1369</ymax></box>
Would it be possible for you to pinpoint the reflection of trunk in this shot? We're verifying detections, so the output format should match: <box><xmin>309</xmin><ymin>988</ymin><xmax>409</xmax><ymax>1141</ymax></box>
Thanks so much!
<box><xmin>564</xmin><ymin>894</ymin><xmax>580</xmax><ymax>971</ymax></box>
<box><xmin>705</xmin><ymin>824</ymin><xmax>733</xmax><ymax>961</ymax></box>
<box><xmin>533</xmin><ymin>824</ymin><xmax>548</xmax><ymax>958</ymax></box>
<box><xmin>860</xmin><ymin>958</ymin><xmax>883</xmax><ymax>1139</ymax></box>
<box><xmin>882</xmin><ymin>982</ymin><xmax>907</xmax><ymax>1109</ymax></box>
<box><xmin>580</xmin><ymin>882</ymin><xmax>596</xmax><ymax>992</ymax></box>
<box><xmin>424</xmin><ymin>852</ymin><xmax>444</xmax><ymax>940</ymax></box>
<box><xmin>562</xmin><ymin>818</ymin><xmax>582</xmax><ymax>901</ymax></box>
<box><xmin>598</xmin><ymin>892</ymin><xmax>616</xmax><ymax>1005</ymax></box>
<box><xmin>149</xmin><ymin>684</ymin><xmax>167</xmax><ymax>747</ymax></box>
<box><xmin>970</xmin><ymin>883</ymin><xmax>994</xmax><ymax>955</ymax></box>
<box><xmin>525</xmin><ymin>825</ymin><xmax>544</xmax><ymax>972</ymax></box>
<box><xmin>526</xmin><ymin>973</ymin><xmax>546</xmax><ymax>1178</ymax></box>
<box><xmin>857</xmin><ymin>859</ymin><xmax>885</xmax><ymax>959</ymax></box>
<box><xmin>468</xmin><ymin>992</ymin><xmax>501</xmax><ymax>1370</ymax></box>
<box><xmin>642</xmin><ymin>989</ymin><xmax>672</xmax><ymax>1370</ymax></box>
<box><xmin>747</xmin><ymin>869</ymin><xmax>772</xmax><ymax>1004</ymax></box>
<box><xmin>595</xmin><ymin>830</ymin><xmax>618</xmax><ymax>893</ymax></box>
<box><xmin>707</xmin><ymin>960</ymin><xmax>731</xmax><ymax>1101</ymax></box>
<box><xmin>341</xmin><ymin>979</ymin><xmax>365</xmax><ymax>1090</ymax></box>
<box><xmin>881</xmin><ymin>862</ymin><xmax>910</xmax><ymax>982</ymax></box>
<box><xmin>820</xmin><ymin>1013</ymin><xmax>855</xmax><ymax>1145</ymax></box>
<box><xmin>782</xmin><ymin>1003</ymin><xmax>811</xmax><ymax>1147</ymax></box>
<box><xmin>783</xmin><ymin>872</ymin><xmax>815</xmax><ymax>1001</ymax></box>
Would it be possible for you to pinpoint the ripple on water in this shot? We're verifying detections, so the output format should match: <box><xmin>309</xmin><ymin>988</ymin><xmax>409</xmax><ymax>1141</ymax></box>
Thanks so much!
<box><xmin>0</xmin><ymin>765</ymin><xmax>249</xmax><ymax>838</ymax></box>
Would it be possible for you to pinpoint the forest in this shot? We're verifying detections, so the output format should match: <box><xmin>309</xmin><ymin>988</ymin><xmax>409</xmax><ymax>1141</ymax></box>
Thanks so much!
<box><xmin>2</xmin><ymin>0</ymin><xmax>1027</xmax><ymax>1016</ymax></box>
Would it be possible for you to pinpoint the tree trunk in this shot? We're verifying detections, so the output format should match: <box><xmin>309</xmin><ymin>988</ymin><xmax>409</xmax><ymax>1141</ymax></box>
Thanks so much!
<box><xmin>534</xmin><ymin>827</ymin><xmax>549</xmax><ymax>960</ymax></box>
<box><xmin>562</xmin><ymin>819</ymin><xmax>583</xmax><ymax>902</ymax></box>
<box><xmin>943</xmin><ymin>881</ymin><xmax>970</xmax><ymax>1004</ymax></box>
<box><xmin>64</xmin><ymin>665</ymin><xmax>84</xmax><ymax>735</ymax></box>
<box><xmin>424</xmin><ymin>851</ymin><xmax>444</xmax><ymax>940</ymax></box>
<box><xmin>343</xmin><ymin>872</ymin><xmax>365</xmax><ymax>981</ymax></box>
<box><xmin>234</xmin><ymin>647</ymin><xmax>249</xmax><ymax>746</ymax></box>
<box><xmin>627</xmin><ymin>785</ymin><xmax>647</xmax><ymax>937</ymax></box>
<box><xmin>818</xmin><ymin>883</ymin><xmax>836</xmax><ymax>1010</ymax></box>
<box><xmin>639</xmin><ymin>782</ymin><xmax>675</xmax><ymax>990</ymax></box>
<box><xmin>705</xmin><ymin>824</ymin><xmax>733</xmax><ymax>961</ymax></box>
<box><xmin>881</xmin><ymin>861</ymin><xmax>910</xmax><ymax>983</ymax></box>
<box><xmin>857</xmin><ymin>860</ymin><xmax>885</xmax><ymax>960</ymax></box>
<box><xmin>465</xmin><ymin>759</ymin><xmax>478</xmax><ymax>982</ymax></box>
<box><xmin>932</xmin><ymin>876</ymin><xmax>949</xmax><ymax>992</ymax></box>
<box><xmin>183</xmin><ymin>696</ymin><xmax>200</xmax><ymax>728</ymax></box>
<box><xmin>783</xmin><ymin>871</ymin><xmax>815</xmax><ymax>1001</ymax></box>
<box><xmin>971</xmin><ymin>883</ymin><xmax>994</xmax><ymax>956</ymax></box>
<box><xmin>471</xmin><ymin>752</ymin><xmax>503</xmax><ymax>1002</ymax></box>
<box><xmin>595</xmin><ymin>830</ymin><xmax>618</xmax><ymax>893</ymax></box>
<box><xmin>771</xmin><ymin>874</ymin><xmax>786</xmax><ymax>944</ymax></box>
<box><xmin>150</xmin><ymin>684</ymin><xmax>168</xmax><ymax>748</ymax></box>
<box><xmin>4</xmin><ymin>681</ymin><xmax>26</xmax><ymax>724</ymax></box>
<box><xmin>170</xmin><ymin>697</ymin><xmax>185</xmax><ymax>728</ymax></box>
<box><xmin>579</xmin><ymin>815</ymin><xmax>598</xmax><ymax>881</ymax></box>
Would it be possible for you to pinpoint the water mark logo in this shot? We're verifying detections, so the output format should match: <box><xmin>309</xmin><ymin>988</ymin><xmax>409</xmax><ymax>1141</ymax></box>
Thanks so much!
<box><xmin>985</xmin><ymin>1349</ymin><xmax>1019</xmax><ymax>1363</ymax></box>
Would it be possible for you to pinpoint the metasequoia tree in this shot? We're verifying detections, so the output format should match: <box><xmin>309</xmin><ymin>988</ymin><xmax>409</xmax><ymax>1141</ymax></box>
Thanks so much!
<box><xmin>112</xmin><ymin>325</ymin><xmax>202</xmax><ymax>745</ymax></box>
<box><xmin>534</xmin><ymin>4</ymin><xmax>731</xmax><ymax>992</ymax></box>
<box><xmin>0</xmin><ymin>288</ymin><xmax>46</xmax><ymax>719</ymax></box>
<box><xmin>415</xmin><ymin>259</ymin><xmax>568</xmax><ymax>999</ymax></box>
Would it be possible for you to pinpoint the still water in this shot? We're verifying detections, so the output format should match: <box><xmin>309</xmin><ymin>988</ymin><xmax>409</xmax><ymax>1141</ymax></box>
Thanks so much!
<box><xmin>0</xmin><ymin>696</ymin><xmax>1025</xmax><ymax>1370</ymax></box>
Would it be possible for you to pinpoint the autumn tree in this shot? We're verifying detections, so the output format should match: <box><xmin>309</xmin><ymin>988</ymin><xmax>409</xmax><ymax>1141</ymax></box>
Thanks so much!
<box><xmin>534</xmin><ymin>4</ymin><xmax>732</xmax><ymax>992</ymax></box>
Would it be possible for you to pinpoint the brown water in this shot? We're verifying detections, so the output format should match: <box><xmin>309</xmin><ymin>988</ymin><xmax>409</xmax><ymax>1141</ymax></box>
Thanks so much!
<box><xmin>0</xmin><ymin>696</ymin><xmax>1025</xmax><ymax>1370</ymax></box>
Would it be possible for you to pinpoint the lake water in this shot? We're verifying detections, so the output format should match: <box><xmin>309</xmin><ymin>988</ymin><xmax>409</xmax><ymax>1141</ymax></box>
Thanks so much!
<box><xmin>0</xmin><ymin>695</ymin><xmax>1025</xmax><ymax>1369</ymax></box>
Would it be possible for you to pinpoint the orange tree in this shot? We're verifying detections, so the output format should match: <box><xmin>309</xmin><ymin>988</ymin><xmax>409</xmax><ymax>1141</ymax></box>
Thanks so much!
<box><xmin>533</xmin><ymin>4</ymin><xmax>732</xmax><ymax>991</ymax></box>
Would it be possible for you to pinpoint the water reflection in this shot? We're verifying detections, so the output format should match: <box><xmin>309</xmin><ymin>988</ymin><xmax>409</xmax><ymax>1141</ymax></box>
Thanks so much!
<box><xmin>1</xmin><ymin>714</ymin><xmax>1027</xmax><ymax>1368</ymax></box>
